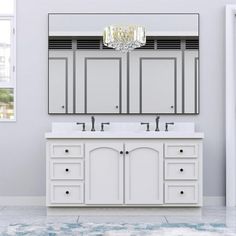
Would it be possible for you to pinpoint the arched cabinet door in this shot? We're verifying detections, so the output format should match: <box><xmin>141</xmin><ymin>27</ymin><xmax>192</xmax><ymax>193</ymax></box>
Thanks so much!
<box><xmin>125</xmin><ymin>143</ymin><xmax>163</xmax><ymax>204</ymax></box>
<box><xmin>85</xmin><ymin>143</ymin><xmax>124</xmax><ymax>204</ymax></box>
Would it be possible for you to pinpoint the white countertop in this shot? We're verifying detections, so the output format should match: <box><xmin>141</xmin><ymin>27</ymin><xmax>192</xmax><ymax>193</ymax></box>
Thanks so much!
<box><xmin>45</xmin><ymin>122</ymin><xmax>204</xmax><ymax>139</ymax></box>
<box><xmin>45</xmin><ymin>131</ymin><xmax>204</xmax><ymax>139</ymax></box>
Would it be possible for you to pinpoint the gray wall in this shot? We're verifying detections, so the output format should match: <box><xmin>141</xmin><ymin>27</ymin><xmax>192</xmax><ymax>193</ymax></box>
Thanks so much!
<box><xmin>0</xmin><ymin>0</ymin><xmax>232</xmax><ymax>198</ymax></box>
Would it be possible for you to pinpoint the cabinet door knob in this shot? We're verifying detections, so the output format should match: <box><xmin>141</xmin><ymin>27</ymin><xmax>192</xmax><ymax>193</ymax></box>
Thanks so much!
<box><xmin>120</xmin><ymin>151</ymin><xmax>123</xmax><ymax>154</ymax></box>
<box><xmin>180</xmin><ymin>168</ymin><xmax>184</xmax><ymax>172</ymax></box>
<box><xmin>115</xmin><ymin>105</ymin><xmax>119</xmax><ymax>109</ymax></box>
<box><xmin>179</xmin><ymin>149</ymin><xmax>183</xmax><ymax>153</ymax></box>
<box><xmin>65</xmin><ymin>149</ymin><xmax>69</xmax><ymax>153</ymax></box>
<box><xmin>180</xmin><ymin>191</ymin><xmax>184</xmax><ymax>195</ymax></box>
<box><xmin>61</xmin><ymin>105</ymin><xmax>65</xmax><ymax>109</ymax></box>
<box><xmin>65</xmin><ymin>168</ymin><xmax>69</xmax><ymax>172</ymax></box>
<box><xmin>126</xmin><ymin>151</ymin><xmax>129</xmax><ymax>154</ymax></box>
<box><xmin>65</xmin><ymin>191</ymin><xmax>70</xmax><ymax>195</ymax></box>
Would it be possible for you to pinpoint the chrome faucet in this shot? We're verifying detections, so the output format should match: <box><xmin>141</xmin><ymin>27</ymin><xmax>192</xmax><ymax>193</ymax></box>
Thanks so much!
<box><xmin>91</xmin><ymin>116</ymin><xmax>95</xmax><ymax>132</ymax></box>
<box><xmin>155</xmin><ymin>116</ymin><xmax>160</xmax><ymax>132</ymax></box>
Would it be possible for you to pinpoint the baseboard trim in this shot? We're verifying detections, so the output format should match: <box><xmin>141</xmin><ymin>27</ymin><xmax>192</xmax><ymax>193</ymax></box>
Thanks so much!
<box><xmin>203</xmin><ymin>196</ymin><xmax>225</xmax><ymax>206</ymax></box>
<box><xmin>0</xmin><ymin>196</ymin><xmax>225</xmax><ymax>206</ymax></box>
<box><xmin>0</xmin><ymin>196</ymin><xmax>45</xmax><ymax>206</ymax></box>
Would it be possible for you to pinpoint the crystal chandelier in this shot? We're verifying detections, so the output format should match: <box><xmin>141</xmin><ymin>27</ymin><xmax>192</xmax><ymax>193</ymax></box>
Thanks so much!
<box><xmin>103</xmin><ymin>25</ymin><xmax>146</xmax><ymax>53</ymax></box>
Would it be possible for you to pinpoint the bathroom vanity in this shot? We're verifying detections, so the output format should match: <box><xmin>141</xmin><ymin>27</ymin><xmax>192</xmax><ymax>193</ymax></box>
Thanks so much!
<box><xmin>46</xmin><ymin>13</ymin><xmax>203</xmax><ymax>215</ymax></box>
<box><xmin>46</xmin><ymin>122</ymin><xmax>204</xmax><ymax>211</ymax></box>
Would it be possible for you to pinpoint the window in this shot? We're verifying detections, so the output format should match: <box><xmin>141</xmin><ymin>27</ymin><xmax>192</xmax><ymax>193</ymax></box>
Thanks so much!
<box><xmin>0</xmin><ymin>0</ymin><xmax>15</xmax><ymax>121</ymax></box>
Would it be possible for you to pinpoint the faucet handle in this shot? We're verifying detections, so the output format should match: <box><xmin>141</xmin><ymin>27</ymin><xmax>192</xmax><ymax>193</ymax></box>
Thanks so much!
<box><xmin>165</xmin><ymin>122</ymin><xmax>175</xmax><ymax>132</ymax></box>
<box><xmin>141</xmin><ymin>122</ymin><xmax>150</xmax><ymax>132</ymax></box>
<box><xmin>76</xmin><ymin>122</ymin><xmax>86</xmax><ymax>131</ymax></box>
<box><xmin>101</xmin><ymin>122</ymin><xmax>110</xmax><ymax>132</ymax></box>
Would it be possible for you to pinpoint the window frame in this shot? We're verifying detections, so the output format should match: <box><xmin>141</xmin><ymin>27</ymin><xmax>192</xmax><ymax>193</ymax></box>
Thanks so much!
<box><xmin>0</xmin><ymin>0</ymin><xmax>16</xmax><ymax>122</ymax></box>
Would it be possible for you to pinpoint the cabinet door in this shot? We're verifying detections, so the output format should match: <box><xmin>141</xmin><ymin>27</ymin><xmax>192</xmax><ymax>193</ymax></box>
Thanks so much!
<box><xmin>49</xmin><ymin>50</ymin><xmax>74</xmax><ymax>114</ymax></box>
<box><xmin>76</xmin><ymin>51</ymin><xmax>127</xmax><ymax>114</ymax></box>
<box><xmin>129</xmin><ymin>51</ymin><xmax>182</xmax><ymax>114</ymax></box>
<box><xmin>85</xmin><ymin>142</ymin><xmax>124</xmax><ymax>204</ymax></box>
<box><xmin>125</xmin><ymin>143</ymin><xmax>163</xmax><ymax>204</ymax></box>
<box><xmin>184</xmin><ymin>50</ymin><xmax>199</xmax><ymax>113</ymax></box>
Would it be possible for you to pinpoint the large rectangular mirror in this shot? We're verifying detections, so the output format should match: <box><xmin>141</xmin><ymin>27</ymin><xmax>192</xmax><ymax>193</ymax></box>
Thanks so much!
<box><xmin>48</xmin><ymin>13</ymin><xmax>199</xmax><ymax>114</ymax></box>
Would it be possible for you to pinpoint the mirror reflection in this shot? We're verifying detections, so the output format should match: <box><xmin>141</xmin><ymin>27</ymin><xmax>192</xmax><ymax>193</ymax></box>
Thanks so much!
<box><xmin>48</xmin><ymin>13</ymin><xmax>199</xmax><ymax>114</ymax></box>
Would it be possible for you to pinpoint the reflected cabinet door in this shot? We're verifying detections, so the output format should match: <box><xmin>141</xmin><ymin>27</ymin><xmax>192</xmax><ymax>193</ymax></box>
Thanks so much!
<box><xmin>125</xmin><ymin>143</ymin><xmax>163</xmax><ymax>204</ymax></box>
<box><xmin>76</xmin><ymin>51</ymin><xmax>127</xmax><ymax>114</ymax></box>
<box><xmin>49</xmin><ymin>51</ymin><xmax>74</xmax><ymax>114</ymax></box>
<box><xmin>49</xmin><ymin>59</ymin><xmax>66</xmax><ymax>114</ymax></box>
<box><xmin>129</xmin><ymin>51</ymin><xmax>182</xmax><ymax>114</ymax></box>
<box><xmin>184</xmin><ymin>50</ymin><xmax>199</xmax><ymax>113</ymax></box>
<box><xmin>85</xmin><ymin>143</ymin><xmax>124</xmax><ymax>204</ymax></box>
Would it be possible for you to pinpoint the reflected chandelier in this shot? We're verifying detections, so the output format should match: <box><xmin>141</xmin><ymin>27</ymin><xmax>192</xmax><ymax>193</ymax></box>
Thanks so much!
<box><xmin>103</xmin><ymin>25</ymin><xmax>146</xmax><ymax>53</ymax></box>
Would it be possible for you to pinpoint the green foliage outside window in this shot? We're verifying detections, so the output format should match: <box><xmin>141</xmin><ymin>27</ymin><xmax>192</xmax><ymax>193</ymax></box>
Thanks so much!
<box><xmin>0</xmin><ymin>88</ymin><xmax>14</xmax><ymax>119</ymax></box>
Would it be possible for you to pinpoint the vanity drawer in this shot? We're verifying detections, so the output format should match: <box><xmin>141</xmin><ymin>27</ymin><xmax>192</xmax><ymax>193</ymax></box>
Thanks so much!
<box><xmin>165</xmin><ymin>160</ymin><xmax>198</xmax><ymax>180</ymax></box>
<box><xmin>50</xmin><ymin>143</ymin><xmax>84</xmax><ymax>158</ymax></box>
<box><xmin>50</xmin><ymin>160</ymin><xmax>84</xmax><ymax>180</ymax></box>
<box><xmin>50</xmin><ymin>182</ymin><xmax>84</xmax><ymax>204</ymax></box>
<box><xmin>164</xmin><ymin>182</ymin><xmax>198</xmax><ymax>204</ymax></box>
<box><xmin>165</xmin><ymin>143</ymin><xmax>198</xmax><ymax>158</ymax></box>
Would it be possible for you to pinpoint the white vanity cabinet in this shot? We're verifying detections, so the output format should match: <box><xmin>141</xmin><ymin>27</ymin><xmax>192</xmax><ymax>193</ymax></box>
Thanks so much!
<box><xmin>46</xmin><ymin>140</ymin><xmax>85</xmax><ymax>205</ymax></box>
<box><xmin>125</xmin><ymin>143</ymin><xmax>163</xmax><ymax>204</ymax></box>
<box><xmin>83</xmin><ymin>142</ymin><xmax>164</xmax><ymax>205</ymax></box>
<box><xmin>85</xmin><ymin>142</ymin><xmax>124</xmax><ymax>204</ymax></box>
<box><xmin>46</xmin><ymin>137</ymin><xmax>203</xmax><ymax>208</ymax></box>
<box><xmin>164</xmin><ymin>141</ymin><xmax>201</xmax><ymax>204</ymax></box>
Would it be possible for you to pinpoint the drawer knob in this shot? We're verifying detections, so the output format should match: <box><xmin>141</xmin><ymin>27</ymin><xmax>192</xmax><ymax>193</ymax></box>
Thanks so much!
<box><xmin>65</xmin><ymin>149</ymin><xmax>69</xmax><ymax>153</ymax></box>
<box><xmin>180</xmin><ymin>168</ymin><xmax>184</xmax><ymax>172</ymax></box>
<box><xmin>180</xmin><ymin>191</ymin><xmax>184</xmax><ymax>195</ymax></box>
<box><xmin>126</xmin><ymin>151</ymin><xmax>129</xmax><ymax>154</ymax></box>
<box><xmin>65</xmin><ymin>191</ymin><xmax>70</xmax><ymax>195</ymax></box>
<box><xmin>179</xmin><ymin>149</ymin><xmax>183</xmax><ymax>153</ymax></box>
<box><xmin>65</xmin><ymin>168</ymin><xmax>69</xmax><ymax>172</ymax></box>
<box><xmin>120</xmin><ymin>151</ymin><xmax>123</xmax><ymax>154</ymax></box>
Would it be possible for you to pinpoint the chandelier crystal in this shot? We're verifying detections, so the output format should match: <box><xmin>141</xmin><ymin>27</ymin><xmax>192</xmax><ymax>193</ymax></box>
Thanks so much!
<box><xmin>103</xmin><ymin>25</ymin><xmax>146</xmax><ymax>53</ymax></box>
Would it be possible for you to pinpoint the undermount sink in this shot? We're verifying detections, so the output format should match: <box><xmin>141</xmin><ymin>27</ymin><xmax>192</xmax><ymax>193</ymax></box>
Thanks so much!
<box><xmin>45</xmin><ymin>122</ymin><xmax>204</xmax><ymax>139</ymax></box>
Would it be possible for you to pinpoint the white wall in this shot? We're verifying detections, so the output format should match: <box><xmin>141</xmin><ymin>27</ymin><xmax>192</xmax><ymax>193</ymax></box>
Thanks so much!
<box><xmin>0</xmin><ymin>0</ymin><xmax>233</xmax><ymax>200</ymax></box>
